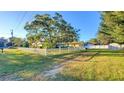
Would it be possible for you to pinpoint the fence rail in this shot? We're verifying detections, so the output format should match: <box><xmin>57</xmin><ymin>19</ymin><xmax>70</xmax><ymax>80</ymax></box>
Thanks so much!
<box><xmin>18</xmin><ymin>47</ymin><xmax>85</xmax><ymax>56</ymax></box>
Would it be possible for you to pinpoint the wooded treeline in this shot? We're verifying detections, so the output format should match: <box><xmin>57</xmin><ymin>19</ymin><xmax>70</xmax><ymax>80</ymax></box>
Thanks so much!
<box><xmin>88</xmin><ymin>11</ymin><xmax>124</xmax><ymax>45</ymax></box>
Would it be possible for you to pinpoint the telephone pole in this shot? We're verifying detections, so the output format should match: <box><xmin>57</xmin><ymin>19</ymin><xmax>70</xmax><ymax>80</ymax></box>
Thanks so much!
<box><xmin>10</xmin><ymin>29</ymin><xmax>14</xmax><ymax>47</ymax></box>
<box><xmin>11</xmin><ymin>29</ymin><xmax>13</xmax><ymax>38</ymax></box>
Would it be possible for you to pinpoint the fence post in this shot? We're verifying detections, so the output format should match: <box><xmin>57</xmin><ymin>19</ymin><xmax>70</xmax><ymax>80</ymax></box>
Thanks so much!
<box><xmin>68</xmin><ymin>47</ymin><xmax>69</xmax><ymax>53</ymax></box>
<box><xmin>59</xmin><ymin>46</ymin><xmax>61</xmax><ymax>54</ymax></box>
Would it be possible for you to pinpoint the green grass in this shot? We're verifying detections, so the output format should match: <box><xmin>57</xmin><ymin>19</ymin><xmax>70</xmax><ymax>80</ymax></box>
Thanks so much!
<box><xmin>0</xmin><ymin>49</ymin><xmax>58</xmax><ymax>80</ymax></box>
<box><xmin>0</xmin><ymin>49</ymin><xmax>80</xmax><ymax>80</ymax></box>
<box><xmin>0</xmin><ymin>49</ymin><xmax>124</xmax><ymax>81</ymax></box>
<box><xmin>54</xmin><ymin>49</ymin><xmax>124</xmax><ymax>81</ymax></box>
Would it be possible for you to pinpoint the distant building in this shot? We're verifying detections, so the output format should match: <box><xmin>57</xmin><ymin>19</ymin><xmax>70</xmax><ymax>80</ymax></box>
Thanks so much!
<box><xmin>0</xmin><ymin>38</ymin><xmax>8</xmax><ymax>48</ymax></box>
<box><xmin>68</xmin><ymin>42</ymin><xmax>82</xmax><ymax>48</ymax></box>
<box><xmin>32</xmin><ymin>42</ymin><xmax>43</xmax><ymax>48</ymax></box>
<box><xmin>84</xmin><ymin>43</ymin><xmax>124</xmax><ymax>50</ymax></box>
<box><xmin>55</xmin><ymin>42</ymin><xmax>83</xmax><ymax>48</ymax></box>
<box><xmin>84</xmin><ymin>43</ymin><xmax>108</xmax><ymax>49</ymax></box>
<box><xmin>109</xmin><ymin>43</ymin><xmax>124</xmax><ymax>50</ymax></box>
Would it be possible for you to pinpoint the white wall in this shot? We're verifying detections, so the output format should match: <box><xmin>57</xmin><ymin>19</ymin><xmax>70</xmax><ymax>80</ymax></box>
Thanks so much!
<box><xmin>85</xmin><ymin>44</ymin><xmax>108</xmax><ymax>49</ymax></box>
<box><xmin>85</xmin><ymin>43</ymin><xmax>124</xmax><ymax>50</ymax></box>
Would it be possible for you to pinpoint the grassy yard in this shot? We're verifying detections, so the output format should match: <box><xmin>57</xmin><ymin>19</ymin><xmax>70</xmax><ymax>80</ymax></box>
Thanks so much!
<box><xmin>0</xmin><ymin>49</ymin><xmax>58</xmax><ymax>80</ymax></box>
<box><xmin>54</xmin><ymin>49</ymin><xmax>124</xmax><ymax>81</ymax></box>
<box><xmin>0</xmin><ymin>49</ymin><xmax>124</xmax><ymax>81</ymax></box>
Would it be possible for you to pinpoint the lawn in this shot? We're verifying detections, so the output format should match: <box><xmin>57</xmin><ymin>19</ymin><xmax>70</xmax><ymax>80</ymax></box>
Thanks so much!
<box><xmin>0</xmin><ymin>49</ymin><xmax>124</xmax><ymax>81</ymax></box>
<box><xmin>54</xmin><ymin>49</ymin><xmax>124</xmax><ymax>81</ymax></box>
<box><xmin>0</xmin><ymin>49</ymin><xmax>58</xmax><ymax>80</ymax></box>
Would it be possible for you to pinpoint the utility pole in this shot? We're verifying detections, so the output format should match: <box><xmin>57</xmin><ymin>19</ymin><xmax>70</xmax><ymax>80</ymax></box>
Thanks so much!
<box><xmin>11</xmin><ymin>29</ymin><xmax>13</xmax><ymax>38</ymax></box>
<box><xmin>11</xmin><ymin>29</ymin><xmax>14</xmax><ymax>47</ymax></box>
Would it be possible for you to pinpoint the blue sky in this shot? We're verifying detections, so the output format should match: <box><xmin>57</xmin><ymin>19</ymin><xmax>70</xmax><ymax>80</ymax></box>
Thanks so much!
<box><xmin>0</xmin><ymin>11</ymin><xmax>101</xmax><ymax>41</ymax></box>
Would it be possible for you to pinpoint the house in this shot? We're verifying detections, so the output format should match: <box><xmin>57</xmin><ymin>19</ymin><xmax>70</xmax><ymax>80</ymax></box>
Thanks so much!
<box><xmin>68</xmin><ymin>42</ymin><xmax>82</xmax><ymax>48</ymax></box>
<box><xmin>0</xmin><ymin>38</ymin><xmax>8</xmax><ymax>48</ymax></box>
<box><xmin>84</xmin><ymin>43</ymin><xmax>109</xmax><ymax>49</ymax></box>
<box><xmin>55</xmin><ymin>42</ymin><xmax>83</xmax><ymax>48</ymax></box>
<box><xmin>84</xmin><ymin>43</ymin><xmax>108</xmax><ymax>49</ymax></box>
<box><xmin>32</xmin><ymin>42</ymin><xmax>43</xmax><ymax>48</ymax></box>
<box><xmin>109</xmin><ymin>43</ymin><xmax>124</xmax><ymax>50</ymax></box>
<box><xmin>84</xmin><ymin>43</ymin><xmax>124</xmax><ymax>50</ymax></box>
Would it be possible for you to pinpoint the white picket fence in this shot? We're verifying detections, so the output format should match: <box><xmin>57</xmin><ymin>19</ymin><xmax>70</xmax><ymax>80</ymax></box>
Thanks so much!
<box><xmin>18</xmin><ymin>47</ymin><xmax>85</xmax><ymax>56</ymax></box>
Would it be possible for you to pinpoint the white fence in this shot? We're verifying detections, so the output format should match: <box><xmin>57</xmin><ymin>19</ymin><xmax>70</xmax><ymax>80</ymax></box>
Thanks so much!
<box><xmin>18</xmin><ymin>47</ymin><xmax>47</xmax><ymax>55</ymax></box>
<box><xmin>85</xmin><ymin>43</ymin><xmax>124</xmax><ymax>50</ymax></box>
<box><xmin>86</xmin><ymin>45</ymin><xmax>109</xmax><ymax>49</ymax></box>
<box><xmin>18</xmin><ymin>47</ymin><xmax>85</xmax><ymax>56</ymax></box>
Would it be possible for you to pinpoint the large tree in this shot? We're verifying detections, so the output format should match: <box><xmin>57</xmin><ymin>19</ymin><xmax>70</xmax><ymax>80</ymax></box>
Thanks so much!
<box><xmin>97</xmin><ymin>32</ymin><xmax>112</xmax><ymax>45</ymax></box>
<box><xmin>88</xmin><ymin>38</ymin><xmax>99</xmax><ymax>45</ymax></box>
<box><xmin>98</xmin><ymin>11</ymin><xmax>124</xmax><ymax>45</ymax></box>
<box><xmin>24</xmin><ymin>13</ymin><xmax>79</xmax><ymax>48</ymax></box>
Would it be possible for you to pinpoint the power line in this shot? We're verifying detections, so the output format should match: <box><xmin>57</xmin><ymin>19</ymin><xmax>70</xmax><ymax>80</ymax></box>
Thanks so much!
<box><xmin>14</xmin><ymin>11</ymin><xmax>28</xmax><ymax>30</ymax></box>
<box><xmin>9</xmin><ymin>12</ymin><xmax>28</xmax><ymax>39</ymax></box>
<box><xmin>28</xmin><ymin>12</ymin><xmax>35</xmax><ymax>22</ymax></box>
<box><xmin>0</xmin><ymin>12</ymin><xmax>27</xmax><ymax>38</ymax></box>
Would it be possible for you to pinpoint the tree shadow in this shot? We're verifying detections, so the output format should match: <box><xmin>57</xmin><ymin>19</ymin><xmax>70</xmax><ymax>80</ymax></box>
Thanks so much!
<box><xmin>1</xmin><ymin>49</ymin><xmax>124</xmax><ymax>81</ymax></box>
<box><xmin>84</xmin><ymin>52</ymin><xmax>100</xmax><ymax>62</ymax></box>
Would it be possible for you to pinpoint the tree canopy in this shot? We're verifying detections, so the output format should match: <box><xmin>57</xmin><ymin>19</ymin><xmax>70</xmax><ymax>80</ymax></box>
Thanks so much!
<box><xmin>24</xmin><ymin>12</ymin><xmax>79</xmax><ymax>48</ymax></box>
<box><xmin>98</xmin><ymin>11</ymin><xmax>124</xmax><ymax>44</ymax></box>
<box><xmin>88</xmin><ymin>38</ymin><xmax>99</xmax><ymax>45</ymax></box>
<box><xmin>9</xmin><ymin>37</ymin><xmax>29</xmax><ymax>47</ymax></box>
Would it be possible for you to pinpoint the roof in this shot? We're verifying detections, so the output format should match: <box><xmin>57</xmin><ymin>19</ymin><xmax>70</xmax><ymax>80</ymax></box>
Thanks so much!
<box><xmin>69</xmin><ymin>42</ymin><xmax>81</xmax><ymax>44</ymax></box>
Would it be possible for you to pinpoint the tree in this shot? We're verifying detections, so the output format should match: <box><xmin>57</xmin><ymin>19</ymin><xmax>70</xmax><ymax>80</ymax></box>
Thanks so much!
<box><xmin>97</xmin><ymin>32</ymin><xmax>112</xmax><ymax>45</ymax></box>
<box><xmin>9</xmin><ymin>37</ymin><xmax>23</xmax><ymax>47</ymax></box>
<box><xmin>53</xmin><ymin>13</ymin><xmax>79</xmax><ymax>44</ymax></box>
<box><xmin>79</xmin><ymin>41</ymin><xmax>85</xmax><ymax>46</ymax></box>
<box><xmin>24</xmin><ymin>12</ymin><xmax>79</xmax><ymax>48</ymax></box>
<box><xmin>88</xmin><ymin>38</ymin><xmax>99</xmax><ymax>45</ymax></box>
<box><xmin>98</xmin><ymin>12</ymin><xmax>124</xmax><ymax>45</ymax></box>
<box><xmin>22</xmin><ymin>39</ymin><xmax>29</xmax><ymax>47</ymax></box>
